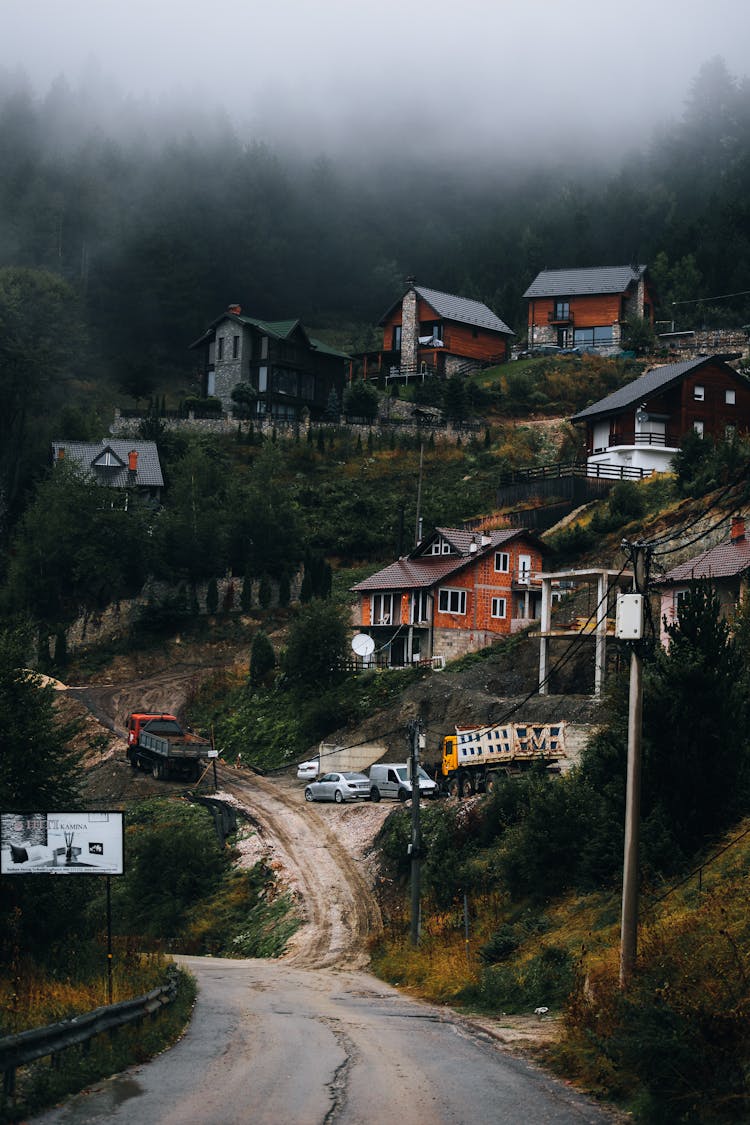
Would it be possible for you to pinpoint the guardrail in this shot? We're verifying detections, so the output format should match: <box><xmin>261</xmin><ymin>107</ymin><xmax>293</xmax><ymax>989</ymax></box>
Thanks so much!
<box><xmin>0</xmin><ymin>968</ymin><xmax>179</xmax><ymax>1097</ymax></box>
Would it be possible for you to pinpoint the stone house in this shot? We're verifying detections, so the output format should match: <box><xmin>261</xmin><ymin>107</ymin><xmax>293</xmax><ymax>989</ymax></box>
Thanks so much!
<box><xmin>351</xmin><ymin>526</ymin><xmax>544</xmax><ymax>667</ymax></box>
<box><xmin>190</xmin><ymin>304</ymin><xmax>349</xmax><ymax>421</ymax></box>
<box><xmin>523</xmin><ymin>264</ymin><xmax>656</xmax><ymax>354</ymax></box>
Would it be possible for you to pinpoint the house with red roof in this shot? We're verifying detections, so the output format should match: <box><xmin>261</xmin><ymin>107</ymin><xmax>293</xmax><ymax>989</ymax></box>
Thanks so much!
<box><xmin>351</xmin><ymin>526</ymin><xmax>544</xmax><ymax>667</ymax></box>
<box><xmin>653</xmin><ymin>514</ymin><xmax>750</xmax><ymax>646</ymax></box>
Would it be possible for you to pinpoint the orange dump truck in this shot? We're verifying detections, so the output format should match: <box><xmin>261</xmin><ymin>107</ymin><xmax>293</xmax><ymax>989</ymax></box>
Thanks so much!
<box><xmin>126</xmin><ymin>713</ymin><xmax>215</xmax><ymax>781</ymax></box>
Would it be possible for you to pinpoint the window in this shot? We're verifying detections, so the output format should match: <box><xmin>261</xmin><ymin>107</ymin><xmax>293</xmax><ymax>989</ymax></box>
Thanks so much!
<box><xmin>491</xmin><ymin>597</ymin><xmax>507</xmax><ymax>619</ymax></box>
<box><xmin>258</xmin><ymin>366</ymin><xmax>268</xmax><ymax>392</ymax></box>
<box><xmin>726</xmin><ymin>389</ymin><xmax>736</xmax><ymax>405</ymax></box>
<box><xmin>693</xmin><ymin>420</ymin><xmax>705</xmax><ymax>437</ymax></box>
<box><xmin>554</xmin><ymin>300</ymin><xmax>570</xmax><ymax>320</ymax></box>
<box><xmin>573</xmin><ymin>326</ymin><xmax>613</xmax><ymax>346</ymax></box>
<box><xmin>411</xmin><ymin>590</ymin><xmax>429</xmax><ymax>624</ymax></box>
<box><xmin>430</xmin><ymin>538</ymin><xmax>452</xmax><ymax>555</ymax></box>
<box><xmin>217</xmin><ymin>337</ymin><xmax>225</xmax><ymax>361</ymax></box>
<box><xmin>494</xmin><ymin>551</ymin><xmax>509</xmax><ymax>573</ymax></box>
<box><xmin>392</xmin><ymin>325</ymin><xmax>402</xmax><ymax>351</ymax></box>
<box><xmin>261</xmin><ymin>336</ymin><xmax>269</xmax><ymax>360</ymax></box>
<box><xmin>438</xmin><ymin>588</ymin><xmax>466</xmax><ymax>615</ymax></box>
<box><xmin>371</xmin><ymin>593</ymin><xmax>393</xmax><ymax>625</ymax></box>
<box><xmin>693</xmin><ymin>385</ymin><xmax>705</xmax><ymax>401</ymax></box>
<box><xmin>232</xmin><ymin>335</ymin><xmax>240</xmax><ymax>359</ymax></box>
<box><xmin>518</xmin><ymin>554</ymin><xmax>532</xmax><ymax>583</ymax></box>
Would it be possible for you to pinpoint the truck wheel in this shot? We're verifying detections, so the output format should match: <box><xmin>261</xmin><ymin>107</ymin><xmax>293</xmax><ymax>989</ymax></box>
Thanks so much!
<box><xmin>485</xmin><ymin>775</ymin><xmax>497</xmax><ymax>795</ymax></box>
<box><xmin>458</xmin><ymin>774</ymin><xmax>474</xmax><ymax>798</ymax></box>
<box><xmin>370</xmin><ymin>786</ymin><xmax>381</xmax><ymax>803</ymax></box>
<box><xmin>152</xmin><ymin>762</ymin><xmax>162</xmax><ymax>780</ymax></box>
<box><xmin>398</xmin><ymin>788</ymin><xmax>409</xmax><ymax>803</ymax></box>
<box><xmin>446</xmin><ymin>777</ymin><xmax>459</xmax><ymax>799</ymax></box>
<box><xmin>129</xmin><ymin>753</ymin><xmax>139</xmax><ymax>771</ymax></box>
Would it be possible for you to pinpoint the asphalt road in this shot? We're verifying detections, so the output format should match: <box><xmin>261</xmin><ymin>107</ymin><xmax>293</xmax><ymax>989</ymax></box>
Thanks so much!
<box><xmin>31</xmin><ymin>957</ymin><xmax>620</xmax><ymax>1125</ymax></box>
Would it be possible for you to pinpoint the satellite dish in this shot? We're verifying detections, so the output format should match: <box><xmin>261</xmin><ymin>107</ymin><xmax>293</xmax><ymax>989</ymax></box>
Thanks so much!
<box><xmin>352</xmin><ymin>633</ymin><xmax>375</xmax><ymax>657</ymax></box>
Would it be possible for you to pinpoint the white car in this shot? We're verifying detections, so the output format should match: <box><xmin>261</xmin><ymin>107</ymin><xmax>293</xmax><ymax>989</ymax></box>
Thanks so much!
<box><xmin>304</xmin><ymin>772</ymin><xmax>371</xmax><ymax>803</ymax></box>
<box><xmin>296</xmin><ymin>759</ymin><xmax>319</xmax><ymax>780</ymax></box>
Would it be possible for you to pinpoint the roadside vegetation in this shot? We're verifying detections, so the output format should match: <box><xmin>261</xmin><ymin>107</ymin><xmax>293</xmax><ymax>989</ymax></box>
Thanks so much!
<box><xmin>370</xmin><ymin>585</ymin><xmax>750</xmax><ymax>1122</ymax></box>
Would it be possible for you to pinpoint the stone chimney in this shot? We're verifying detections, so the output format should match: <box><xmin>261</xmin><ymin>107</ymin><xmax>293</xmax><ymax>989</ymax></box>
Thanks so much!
<box><xmin>400</xmin><ymin>280</ymin><xmax>419</xmax><ymax>374</ymax></box>
<box><xmin>228</xmin><ymin>303</ymin><xmax>242</xmax><ymax>315</ymax></box>
<box><xmin>731</xmin><ymin>514</ymin><xmax>746</xmax><ymax>543</ymax></box>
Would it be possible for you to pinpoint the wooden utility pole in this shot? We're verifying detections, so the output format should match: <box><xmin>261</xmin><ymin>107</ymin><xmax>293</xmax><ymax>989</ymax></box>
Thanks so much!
<box><xmin>619</xmin><ymin>541</ymin><xmax>650</xmax><ymax>986</ymax></box>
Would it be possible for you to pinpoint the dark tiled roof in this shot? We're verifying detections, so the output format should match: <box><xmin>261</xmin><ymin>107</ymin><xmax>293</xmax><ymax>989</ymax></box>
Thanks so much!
<box><xmin>190</xmin><ymin>313</ymin><xmax>350</xmax><ymax>358</ymax></box>
<box><xmin>570</xmin><ymin>357</ymin><xmax>729</xmax><ymax>422</ymax></box>
<box><xmin>523</xmin><ymin>264</ymin><xmax>647</xmax><ymax>299</ymax></box>
<box><xmin>51</xmin><ymin>440</ymin><xmax>164</xmax><ymax>488</ymax></box>
<box><xmin>378</xmin><ymin>286</ymin><xmax>513</xmax><ymax>336</ymax></box>
<box><xmin>352</xmin><ymin>527</ymin><xmax>537</xmax><ymax>592</ymax></box>
<box><xmin>414</xmin><ymin>286</ymin><xmax>514</xmax><ymax>336</ymax></box>
<box><xmin>656</xmin><ymin>530</ymin><xmax>750</xmax><ymax>584</ymax></box>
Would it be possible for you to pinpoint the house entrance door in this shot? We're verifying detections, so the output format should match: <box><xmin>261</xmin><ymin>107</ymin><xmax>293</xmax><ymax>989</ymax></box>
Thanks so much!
<box><xmin>390</xmin><ymin>636</ymin><xmax>406</xmax><ymax>667</ymax></box>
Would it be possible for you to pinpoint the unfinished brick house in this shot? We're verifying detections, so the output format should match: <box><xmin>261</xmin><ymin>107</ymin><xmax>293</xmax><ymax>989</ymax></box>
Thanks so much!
<box><xmin>351</xmin><ymin>526</ymin><xmax>544</xmax><ymax>667</ymax></box>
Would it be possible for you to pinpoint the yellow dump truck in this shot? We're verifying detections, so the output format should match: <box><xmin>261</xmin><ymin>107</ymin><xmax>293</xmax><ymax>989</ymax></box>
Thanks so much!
<box><xmin>440</xmin><ymin>722</ymin><xmax>565</xmax><ymax>797</ymax></box>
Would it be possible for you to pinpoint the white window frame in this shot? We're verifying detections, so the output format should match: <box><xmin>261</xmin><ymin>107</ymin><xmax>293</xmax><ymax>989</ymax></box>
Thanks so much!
<box><xmin>693</xmin><ymin>385</ymin><xmax>705</xmax><ymax>401</ymax></box>
<box><xmin>693</xmin><ymin>420</ymin><xmax>705</xmax><ymax>437</ymax></box>
<box><xmin>491</xmin><ymin>597</ymin><xmax>507</xmax><ymax>619</ymax></box>
<box><xmin>371</xmin><ymin>593</ymin><xmax>394</xmax><ymax>625</ymax></box>
<box><xmin>438</xmin><ymin>588</ymin><xmax>466</xmax><ymax>615</ymax></box>
<box><xmin>726</xmin><ymin>389</ymin><xmax>736</xmax><ymax>405</ymax></box>
<box><xmin>410</xmin><ymin>590</ymin><xmax>429</xmax><ymax>624</ymax></box>
<box><xmin>494</xmin><ymin>551</ymin><xmax>509</xmax><ymax>573</ymax></box>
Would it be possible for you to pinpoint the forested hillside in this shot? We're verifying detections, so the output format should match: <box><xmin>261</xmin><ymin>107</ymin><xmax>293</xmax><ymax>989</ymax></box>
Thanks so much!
<box><xmin>1</xmin><ymin>55</ymin><xmax>749</xmax><ymax>395</ymax></box>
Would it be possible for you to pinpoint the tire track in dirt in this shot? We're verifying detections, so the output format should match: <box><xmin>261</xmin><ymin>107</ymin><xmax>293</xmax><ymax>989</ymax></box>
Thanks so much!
<box><xmin>217</xmin><ymin>764</ymin><xmax>383</xmax><ymax>968</ymax></box>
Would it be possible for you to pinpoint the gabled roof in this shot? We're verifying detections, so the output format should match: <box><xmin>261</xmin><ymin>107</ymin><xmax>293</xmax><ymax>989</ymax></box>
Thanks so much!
<box><xmin>351</xmin><ymin>527</ymin><xmax>537</xmax><ymax>593</ymax></box>
<box><xmin>655</xmin><ymin>528</ymin><xmax>750</xmax><ymax>584</ymax></box>
<box><xmin>51</xmin><ymin>440</ymin><xmax>164</xmax><ymax>488</ymax></box>
<box><xmin>523</xmin><ymin>264</ymin><xmax>647</xmax><ymax>300</ymax></box>
<box><xmin>189</xmin><ymin>311</ymin><xmax>350</xmax><ymax>358</ymax></box>
<box><xmin>379</xmin><ymin>285</ymin><xmax>514</xmax><ymax>336</ymax></box>
<box><xmin>570</xmin><ymin>356</ymin><xmax>742</xmax><ymax>423</ymax></box>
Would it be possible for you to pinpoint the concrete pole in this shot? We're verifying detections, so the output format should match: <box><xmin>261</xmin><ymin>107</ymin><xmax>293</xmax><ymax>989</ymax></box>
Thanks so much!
<box><xmin>409</xmin><ymin>720</ymin><xmax>423</xmax><ymax>948</ymax></box>
<box><xmin>620</xmin><ymin>644</ymin><xmax>644</xmax><ymax>985</ymax></box>
<box><xmin>538</xmin><ymin>576</ymin><xmax>552</xmax><ymax>694</ymax></box>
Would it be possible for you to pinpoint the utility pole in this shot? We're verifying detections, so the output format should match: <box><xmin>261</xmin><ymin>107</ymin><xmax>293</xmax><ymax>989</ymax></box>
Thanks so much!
<box><xmin>408</xmin><ymin>718</ymin><xmax>424</xmax><ymax>947</ymax></box>
<box><xmin>619</xmin><ymin>540</ymin><xmax>651</xmax><ymax>986</ymax></box>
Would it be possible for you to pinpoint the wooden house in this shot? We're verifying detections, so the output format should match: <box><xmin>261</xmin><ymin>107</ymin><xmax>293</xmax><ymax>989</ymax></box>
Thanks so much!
<box><xmin>190</xmin><ymin>304</ymin><xmax>349</xmax><ymax>421</ymax></box>
<box><xmin>653</xmin><ymin>514</ymin><xmax>750</xmax><ymax>646</ymax></box>
<box><xmin>523</xmin><ymin>265</ymin><xmax>655</xmax><ymax>354</ymax></box>
<box><xmin>351</xmin><ymin>526</ymin><xmax>544</xmax><ymax>667</ymax></box>
<box><xmin>355</xmin><ymin>281</ymin><xmax>514</xmax><ymax>384</ymax></box>
<box><xmin>570</xmin><ymin>355</ymin><xmax>750</xmax><ymax>476</ymax></box>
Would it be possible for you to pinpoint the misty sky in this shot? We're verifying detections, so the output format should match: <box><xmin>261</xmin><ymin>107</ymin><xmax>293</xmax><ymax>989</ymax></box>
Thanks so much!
<box><xmin>2</xmin><ymin>0</ymin><xmax>750</xmax><ymax>160</ymax></box>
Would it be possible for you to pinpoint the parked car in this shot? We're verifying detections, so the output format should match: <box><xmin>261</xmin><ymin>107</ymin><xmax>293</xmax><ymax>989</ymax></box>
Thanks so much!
<box><xmin>304</xmin><ymin>772</ymin><xmax>371</xmax><ymax>803</ymax></box>
<box><xmin>296</xmin><ymin>759</ymin><xmax>319</xmax><ymax>781</ymax></box>
<box><xmin>368</xmin><ymin>763</ymin><xmax>439</xmax><ymax>802</ymax></box>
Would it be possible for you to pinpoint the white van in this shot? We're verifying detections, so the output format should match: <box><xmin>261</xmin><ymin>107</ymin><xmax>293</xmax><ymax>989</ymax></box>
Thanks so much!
<box><xmin>368</xmin><ymin>763</ymin><xmax>438</xmax><ymax>802</ymax></box>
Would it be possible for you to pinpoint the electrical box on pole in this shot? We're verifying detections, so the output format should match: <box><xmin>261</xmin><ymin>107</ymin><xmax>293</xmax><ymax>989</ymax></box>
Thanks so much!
<box><xmin>616</xmin><ymin>593</ymin><xmax>644</xmax><ymax>640</ymax></box>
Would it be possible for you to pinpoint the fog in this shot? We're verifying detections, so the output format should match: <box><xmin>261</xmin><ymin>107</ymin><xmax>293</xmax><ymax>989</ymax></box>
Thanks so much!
<box><xmin>2</xmin><ymin>0</ymin><xmax>749</xmax><ymax>165</ymax></box>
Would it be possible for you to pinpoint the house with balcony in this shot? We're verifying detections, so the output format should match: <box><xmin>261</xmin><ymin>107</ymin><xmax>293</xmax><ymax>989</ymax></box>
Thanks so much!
<box><xmin>51</xmin><ymin>439</ymin><xmax>164</xmax><ymax>508</ymax></box>
<box><xmin>189</xmin><ymin>303</ymin><xmax>349</xmax><ymax>421</ymax></box>
<box><xmin>351</xmin><ymin>526</ymin><xmax>544</xmax><ymax>667</ymax></box>
<box><xmin>652</xmin><ymin>514</ymin><xmax>750</xmax><ymax>646</ymax></box>
<box><xmin>354</xmin><ymin>280</ymin><xmax>514</xmax><ymax>384</ymax></box>
<box><xmin>570</xmin><ymin>355</ymin><xmax>750</xmax><ymax>476</ymax></box>
<box><xmin>523</xmin><ymin>264</ymin><xmax>656</xmax><ymax>354</ymax></box>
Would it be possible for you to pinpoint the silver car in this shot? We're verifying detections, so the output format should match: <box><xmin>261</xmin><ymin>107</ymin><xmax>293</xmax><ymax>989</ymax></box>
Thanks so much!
<box><xmin>304</xmin><ymin>772</ymin><xmax>371</xmax><ymax>803</ymax></box>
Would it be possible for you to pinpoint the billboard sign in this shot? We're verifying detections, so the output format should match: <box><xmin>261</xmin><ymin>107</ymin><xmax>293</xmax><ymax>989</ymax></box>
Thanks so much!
<box><xmin>1</xmin><ymin>812</ymin><xmax>124</xmax><ymax>876</ymax></box>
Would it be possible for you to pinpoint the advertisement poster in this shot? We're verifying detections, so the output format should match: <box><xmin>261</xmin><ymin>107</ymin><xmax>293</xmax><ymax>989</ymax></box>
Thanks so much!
<box><xmin>0</xmin><ymin>812</ymin><xmax>124</xmax><ymax>875</ymax></box>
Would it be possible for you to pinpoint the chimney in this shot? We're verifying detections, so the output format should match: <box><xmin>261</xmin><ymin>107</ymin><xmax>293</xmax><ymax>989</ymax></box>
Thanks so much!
<box><xmin>469</xmin><ymin>535</ymin><xmax>478</xmax><ymax>553</ymax></box>
<box><xmin>228</xmin><ymin>303</ymin><xmax>242</xmax><ymax>316</ymax></box>
<box><xmin>731</xmin><ymin>514</ymin><xmax>745</xmax><ymax>543</ymax></box>
<box><xmin>128</xmin><ymin>450</ymin><xmax>139</xmax><ymax>473</ymax></box>
<box><xmin>57</xmin><ymin>447</ymin><xmax>65</xmax><ymax>460</ymax></box>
